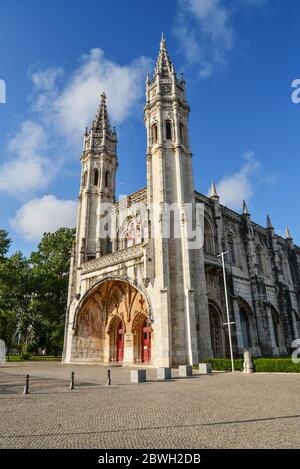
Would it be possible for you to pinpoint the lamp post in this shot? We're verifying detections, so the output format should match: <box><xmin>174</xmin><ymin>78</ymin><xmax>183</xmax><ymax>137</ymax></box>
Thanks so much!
<box><xmin>218</xmin><ymin>251</ymin><xmax>235</xmax><ymax>373</ymax></box>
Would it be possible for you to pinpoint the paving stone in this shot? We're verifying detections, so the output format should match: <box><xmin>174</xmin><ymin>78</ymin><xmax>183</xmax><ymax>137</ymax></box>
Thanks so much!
<box><xmin>0</xmin><ymin>363</ymin><xmax>299</xmax><ymax>449</ymax></box>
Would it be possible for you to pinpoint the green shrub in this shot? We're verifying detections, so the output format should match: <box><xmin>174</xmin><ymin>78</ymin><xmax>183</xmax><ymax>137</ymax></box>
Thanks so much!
<box><xmin>200</xmin><ymin>357</ymin><xmax>300</xmax><ymax>373</ymax></box>
<box><xmin>201</xmin><ymin>358</ymin><xmax>243</xmax><ymax>371</ymax></box>
<box><xmin>20</xmin><ymin>352</ymin><xmax>31</xmax><ymax>360</ymax></box>
<box><xmin>252</xmin><ymin>358</ymin><xmax>300</xmax><ymax>373</ymax></box>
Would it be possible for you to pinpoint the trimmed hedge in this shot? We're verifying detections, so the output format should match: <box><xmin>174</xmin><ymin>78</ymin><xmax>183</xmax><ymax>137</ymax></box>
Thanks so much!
<box><xmin>252</xmin><ymin>358</ymin><xmax>300</xmax><ymax>373</ymax></box>
<box><xmin>200</xmin><ymin>357</ymin><xmax>300</xmax><ymax>373</ymax></box>
<box><xmin>6</xmin><ymin>355</ymin><xmax>62</xmax><ymax>362</ymax></box>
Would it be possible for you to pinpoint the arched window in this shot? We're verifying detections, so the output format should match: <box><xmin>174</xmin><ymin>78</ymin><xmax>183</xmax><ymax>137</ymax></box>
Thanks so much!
<box><xmin>93</xmin><ymin>168</ymin><xmax>99</xmax><ymax>186</ymax></box>
<box><xmin>279</xmin><ymin>254</ymin><xmax>284</xmax><ymax>277</ymax></box>
<box><xmin>125</xmin><ymin>220</ymin><xmax>136</xmax><ymax>248</ymax></box>
<box><xmin>271</xmin><ymin>313</ymin><xmax>279</xmax><ymax>348</ymax></box>
<box><xmin>152</xmin><ymin>124</ymin><xmax>158</xmax><ymax>144</ymax></box>
<box><xmin>105</xmin><ymin>236</ymin><xmax>112</xmax><ymax>254</ymax></box>
<box><xmin>179</xmin><ymin>123</ymin><xmax>185</xmax><ymax>144</ymax></box>
<box><xmin>204</xmin><ymin>219</ymin><xmax>214</xmax><ymax>255</ymax></box>
<box><xmin>240</xmin><ymin>308</ymin><xmax>252</xmax><ymax>349</ymax></box>
<box><xmin>209</xmin><ymin>304</ymin><xmax>223</xmax><ymax>358</ymax></box>
<box><xmin>165</xmin><ymin>120</ymin><xmax>172</xmax><ymax>140</ymax></box>
<box><xmin>256</xmin><ymin>245</ymin><xmax>263</xmax><ymax>273</ymax></box>
<box><xmin>228</xmin><ymin>234</ymin><xmax>236</xmax><ymax>265</ymax></box>
<box><xmin>105</xmin><ymin>170</ymin><xmax>110</xmax><ymax>188</ymax></box>
<box><xmin>124</xmin><ymin>219</ymin><xmax>142</xmax><ymax>248</ymax></box>
<box><xmin>83</xmin><ymin>171</ymin><xmax>88</xmax><ymax>187</ymax></box>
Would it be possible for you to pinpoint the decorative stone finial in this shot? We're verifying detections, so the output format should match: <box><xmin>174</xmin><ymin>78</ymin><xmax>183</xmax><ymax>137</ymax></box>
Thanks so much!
<box><xmin>243</xmin><ymin>200</ymin><xmax>250</xmax><ymax>215</ymax></box>
<box><xmin>285</xmin><ymin>227</ymin><xmax>292</xmax><ymax>240</ymax></box>
<box><xmin>209</xmin><ymin>181</ymin><xmax>219</xmax><ymax>200</ymax></box>
<box><xmin>267</xmin><ymin>214</ymin><xmax>273</xmax><ymax>229</ymax></box>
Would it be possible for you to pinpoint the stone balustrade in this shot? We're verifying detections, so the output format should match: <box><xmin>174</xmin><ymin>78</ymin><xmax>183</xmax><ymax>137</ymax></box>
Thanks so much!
<box><xmin>81</xmin><ymin>244</ymin><xmax>144</xmax><ymax>274</ymax></box>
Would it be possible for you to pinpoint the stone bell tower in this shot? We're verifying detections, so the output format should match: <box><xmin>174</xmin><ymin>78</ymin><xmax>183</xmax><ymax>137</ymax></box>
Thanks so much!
<box><xmin>77</xmin><ymin>92</ymin><xmax>118</xmax><ymax>263</ymax></box>
<box><xmin>144</xmin><ymin>35</ymin><xmax>200</xmax><ymax>366</ymax></box>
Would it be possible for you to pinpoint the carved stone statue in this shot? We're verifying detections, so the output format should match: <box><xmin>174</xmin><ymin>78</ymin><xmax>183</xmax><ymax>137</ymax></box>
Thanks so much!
<box><xmin>243</xmin><ymin>351</ymin><xmax>253</xmax><ymax>373</ymax></box>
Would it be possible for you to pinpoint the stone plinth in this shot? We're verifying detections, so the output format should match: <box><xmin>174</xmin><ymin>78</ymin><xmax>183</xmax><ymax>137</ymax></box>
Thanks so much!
<box><xmin>130</xmin><ymin>369</ymin><xmax>146</xmax><ymax>383</ymax></box>
<box><xmin>156</xmin><ymin>367</ymin><xmax>172</xmax><ymax>380</ymax></box>
<box><xmin>198</xmin><ymin>363</ymin><xmax>212</xmax><ymax>374</ymax></box>
<box><xmin>178</xmin><ymin>365</ymin><xmax>193</xmax><ymax>377</ymax></box>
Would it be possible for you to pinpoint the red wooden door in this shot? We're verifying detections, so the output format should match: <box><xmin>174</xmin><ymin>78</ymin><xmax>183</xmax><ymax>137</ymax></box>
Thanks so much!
<box><xmin>117</xmin><ymin>328</ymin><xmax>124</xmax><ymax>362</ymax></box>
<box><xmin>142</xmin><ymin>327</ymin><xmax>151</xmax><ymax>362</ymax></box>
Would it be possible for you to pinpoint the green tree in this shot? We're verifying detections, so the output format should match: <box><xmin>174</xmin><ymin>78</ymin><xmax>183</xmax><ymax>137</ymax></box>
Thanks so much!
<box><xmin>0</xmin><ymin>231</ymin><xmax>31</xmax><ymax>351</ymax></box>
<box><xmin>0</xmin><ymin>229</ymin><xmax>11</xmax><ymax>258</ymax></box>
<box><xmin>29</xmin><ymin>228</ymin><xmax>75</xmax><ymax>354</ymax></box>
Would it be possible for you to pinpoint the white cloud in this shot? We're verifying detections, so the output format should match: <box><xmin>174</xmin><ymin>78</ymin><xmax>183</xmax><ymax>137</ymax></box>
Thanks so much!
<box><xmin>0</xmin><ymin>121</ymin><xmax>57</xmax><ymax>198</ymax></box>
<box><xmin>30</xmin><ymin>67</ymin><xmax>64</xmax><ymax>113</ymax></box>
<box><xmin>31</xmin><ymin>49</ymin><xmax>152</xmax><ymax>138</ymax></box>
<box><xmin>174</xmin><ymin>0</ymin><xmax>268</xmax><ymax>78</ymax></box>
<box><xmin>0</xmin><ymin>48</ymin><xmax>151</xmax><ymax>204</ymax></box>
<box><xmin>10</xmin><ymin>195</ymin><xmax>77</xmax><ymax>242</ymax></box>
<box><xmin>214</xmin><ymin>151</ymin><xmax>260</xmax><ymax>209</ymax></box>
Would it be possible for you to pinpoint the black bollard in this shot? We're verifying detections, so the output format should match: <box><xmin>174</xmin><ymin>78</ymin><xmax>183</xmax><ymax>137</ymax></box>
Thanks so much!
<box><xmin>107</xmin><ymin>369</ymin><xmax>111</xmax><ymax>386</ymax></box>
<box><xmin>23</xmin><ymin>374</ymin><xmax>29</xmax><ymax>395</ymax></box>
<box><xmin>70</xmin><ymin>371</ymin><xmax>74</xmax><ymax>390</ymax></box>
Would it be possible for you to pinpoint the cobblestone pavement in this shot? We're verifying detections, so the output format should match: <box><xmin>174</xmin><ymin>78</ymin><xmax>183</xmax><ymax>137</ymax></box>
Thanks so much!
<box><xmin>0</xmin><ymin>362</ymin><xmax>299</xmax><ymax>449</ymax></box>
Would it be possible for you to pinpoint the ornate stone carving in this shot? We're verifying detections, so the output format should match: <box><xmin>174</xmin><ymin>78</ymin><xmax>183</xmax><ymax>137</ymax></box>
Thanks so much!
<box><xmin>142</xmin><ymin>277</ymin><xmax>150</xmax><ymax>288</ymax></box>
<box><xmin>81</xmin><ymin>244</ymin><xmax>143</xmax><ymax>274</ymax></box>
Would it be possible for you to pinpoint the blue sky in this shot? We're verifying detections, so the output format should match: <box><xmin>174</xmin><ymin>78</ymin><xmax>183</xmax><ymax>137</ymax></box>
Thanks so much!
<box><xmin>0</xmin><ymin>0</ymin><xmax>299</xmax><ymax>255</ymax></box>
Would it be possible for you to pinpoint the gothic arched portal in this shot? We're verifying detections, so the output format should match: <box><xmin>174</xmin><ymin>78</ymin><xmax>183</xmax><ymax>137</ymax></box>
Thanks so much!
<box><xmin>72</xmin><ymin>279</ymin><xmax>151</xmax><ymax>364</ymax></box>
<box><xmin>209</xmin><ymin>303</ymin><xmax>224</xmax><ymax>358</ymax></box>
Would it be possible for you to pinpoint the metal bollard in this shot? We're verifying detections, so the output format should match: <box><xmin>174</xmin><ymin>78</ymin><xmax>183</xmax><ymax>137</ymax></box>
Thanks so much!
<box><xmin>107</xmin><ymin>369</ymin><xmax>111</xmax><ymax>386</ymax></box>
<box><xmin>70</xmin><ymin>371</ymin><xmax>74</xmax><ymax>390</ymax></box>
<box><xmin>23</xmin><ymin>374</ymin><xmax>29</xmax><ymax>394</ymax></box>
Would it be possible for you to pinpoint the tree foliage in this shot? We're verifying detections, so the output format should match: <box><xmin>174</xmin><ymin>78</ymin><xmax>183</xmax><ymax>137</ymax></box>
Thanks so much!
<box><xmin>0</xmin><ymin>227</ymin><xmax>75</xmax><ymax>355</ymax></box>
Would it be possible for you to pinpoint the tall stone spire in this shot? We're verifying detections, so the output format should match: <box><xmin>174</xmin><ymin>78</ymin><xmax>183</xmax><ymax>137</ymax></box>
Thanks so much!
<box><xmin>78</xmin><ymin>92</ymin><xmax>118</xmax><ymax>262</ymax></box>
<box><xmin>153</xmin><ymin>33</ymin><xmax>174</xmax><ymax>78</ymax></box>
<box><xmin>83</xmin><ymin>91</ymin><xmax>117</xmax><ymax>153</ymax></box>
<box><xmin>93</xmin><ymin>91</ymin><xmax>111</xmax><ymax>132</ymax></box>
<box><xmin>209</xmin><ymin>181</ymin><xmax>219</xmax><ymax>200</ymax></box>
<box><xmin>144</xmin><ymin>36</ymin><xmax>200</xmax><ymax>365</ymax></box>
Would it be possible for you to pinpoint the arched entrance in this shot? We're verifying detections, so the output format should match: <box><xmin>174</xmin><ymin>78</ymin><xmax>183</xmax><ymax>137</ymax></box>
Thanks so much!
<box><xmin>117</xmin><ymin>324</ymin><xmax>124</xmax><ymax>362</ymax></box>
<box><xmin>107</xmin><ymin>315</ymin><xmax>125</xmax><ymax>363</ymax></box>
<box><xmin>72</xmin><ymin>279</ymin><xmax>152</xmax><ymax>364</ymax></box>
<box><xmin>132</xmin><ymin>313</ymin><xmax>152</xmax><ymax>363</ymax></box>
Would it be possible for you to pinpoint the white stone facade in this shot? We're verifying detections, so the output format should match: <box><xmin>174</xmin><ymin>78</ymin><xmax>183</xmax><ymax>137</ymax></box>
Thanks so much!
<box><xmin>63</xmin><ymin>37</ymin><xmax>300</xmax><ymax>366</ymax></box>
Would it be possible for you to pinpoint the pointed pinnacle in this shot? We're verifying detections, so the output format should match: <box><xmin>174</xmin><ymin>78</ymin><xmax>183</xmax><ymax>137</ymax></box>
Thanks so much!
<box><xmin>267</xmin><ymin>214</ymin><xmax>273</xmax><ymax>229</ymax></box>
<box><xmin>243</xmin><ymin>200</ymin><xmax>250</xmax><ymax>215</ymax></box>
<box><xmin>210</xmin><ymin>181</ymin><xmax>219</xmax><ymax>199</ymax></box>
<box><xmin>285</xmin><ymin>227</ymin><xmax>292</xmax><ymax>240</ymax></box>
<box><xmin>100</xmin><ymin>91</ymin><xmax>106</xmax><ymax>103</ymax></box>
